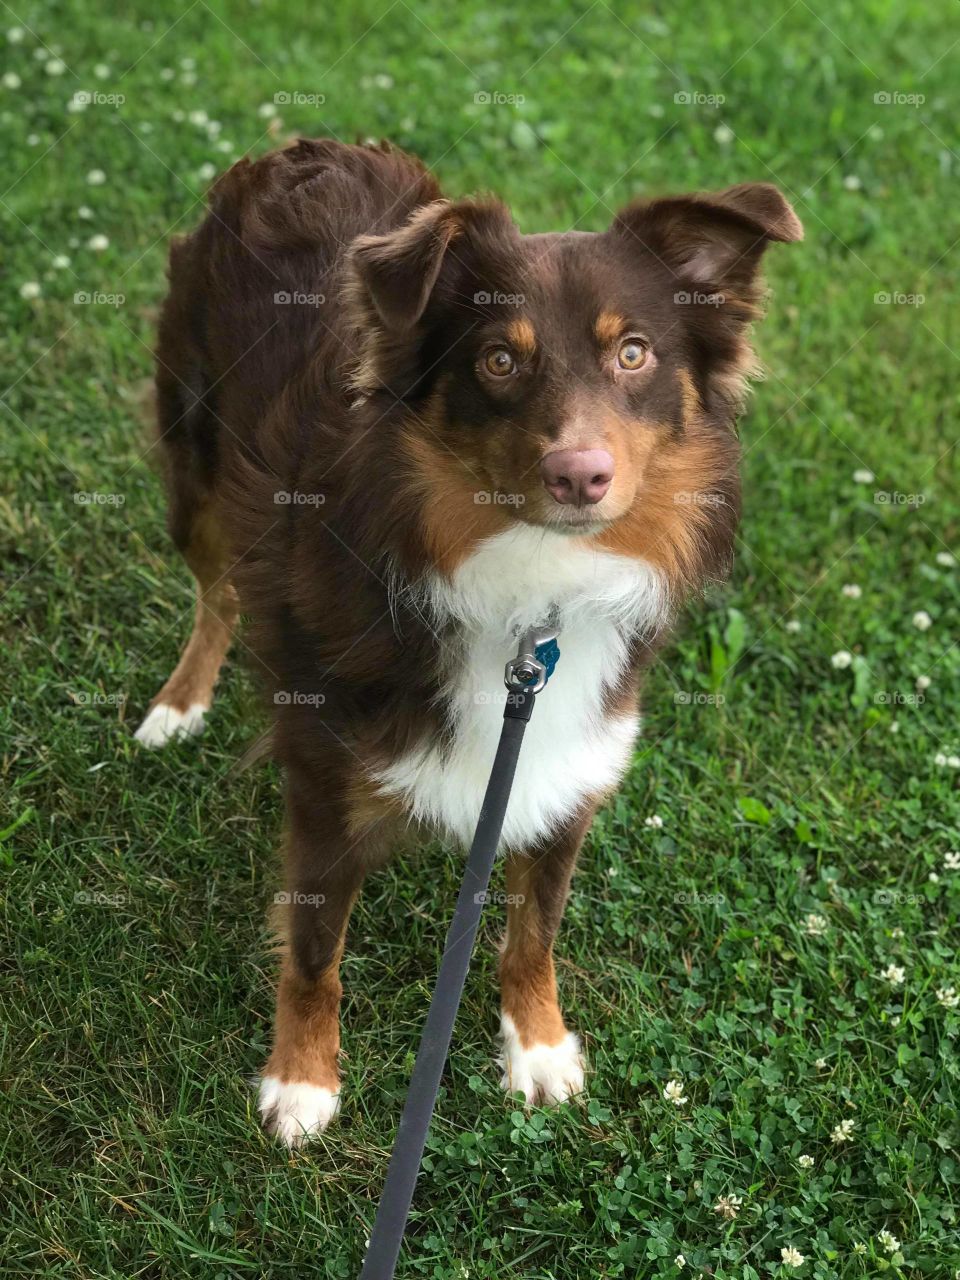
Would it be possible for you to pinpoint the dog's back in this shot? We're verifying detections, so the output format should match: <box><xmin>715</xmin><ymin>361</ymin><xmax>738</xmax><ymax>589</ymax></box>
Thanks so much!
<box><xmin>152</xmin><ymin>139</ymin><xmax>441</xmax><ymax>545</ymax></box>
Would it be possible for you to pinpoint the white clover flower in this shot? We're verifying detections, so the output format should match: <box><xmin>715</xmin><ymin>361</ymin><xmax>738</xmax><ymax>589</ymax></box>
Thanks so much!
<box><xmin>831</xmin><ymin>650</ymin><xmax>853</xmax><ymax>669</ymax></box>
<box><xmin>936</xmin><ymin>987</ymin><xmax>959</xmax><ymax>1008</ymax></box>
<box><xmin>881</xmin><ymin>963</ymin><xmax>905</xmax><ymax>986</ymax></box>
<box><xmin>33</xmin><ymin>45</ymin><xmax>48</xmax><ymax>60</ymax></box>
<box><xmin>877</xmin><ymin>1228</ymin><xmax>900</xmax><ymax>1253</ymax></box>
<box><xmin>197</xmin><ymin>162</ymin><xmax>217</xmax><ymax>181</ymax></box>
<box><xmin>815</xmin><ymin>1057</ymin><xmax>827</xmax><ymax>1069</ymax></box>
<box><xmin>206</xmin><ymin>119</ymin><xmax>222</xmax><ymax>136</ymax></box>
<box><xmin>188</xmin><ymin>108</ymin><xmax>208</xmax><ymax>125</ymax></box>
<box><xmin>785</xmin><ymin>619</ymin><xmax>802</xmax><ymax>633</ymax></box>
<box><xmin>86</xmin><ymin>168</ymin><xmax>106</xmax><ymax>185</ymax></box>
<box><xmin>19</xmin><ymin>280</ymin><xmax>41</xmax><ymax>299</ymax></box>
<box><xmin>916</xmin><ymin>675</ymin><xmax>931</xmax><ymax>691</ymax></box>
<box><xmin>181</xmin><ymin>70</ymin><xmax>197</xmax><ymax>85</ymax></box>
<box><xmin>2</xmin><ymin>71</ymin><xmax>21</xmax><ymax>89</ymax></box>
<box><xmin>78</xmin><ymin>205</ymin><xmax>94</xmax><ymax>219</ymax></box>
<box><xmin>842</xmin><ymin>174</ymin><xmax>862</xmax><ymax>190</ymax></box>
<box><xmin>803</xmin><ymin>913</ymin><xmax>828</xmax><ymax>937</ymax></box>
<box><xmin>645</xmin><ymin>813</ymin><xmax>664</xmax><ymax>828</ymax></box>
<box><xmin>258</xmin><ymin>101</ymin><xmax>278</xmax><ymax>118</ymax></box>
<box><xmin>180</xmin><ymin>55</ymin><xmax>196</xmax><ymax>70</ymax></box>
<box><xmin>890</xmin><ymin>720</ymin><xmax>900</xmax><ymax>733</ymax></box>
<box><xmin>830</xmin><ymin>1118</ymin><xmax>855</xmax><ymax>1143</ymax></box>
<box><xmin>912</xmin><ymin>610</ymin><xmax>932</xmax><ymax>631</ymax></box>
<box><xmin>714</xmin><ymin>124</ymin><xmax>734</xmax><ymax>145</ymax></box>
<box><xmin>841</xmin><ymin>583</ymin><xmax>862</xmax><ymax>598</ymax></box>
<box><xmin>94</xmin><ymin>63</ymin><xmax>110</xmax><ymax>79</ymax></box>
<box><xmin>675</xmin><ymin>1255</ymin><xmax>686</xmax><ymax>1269</ymax></box>
<box><xmin>853</xmin><ymin>468</ymin><xmax>875</xmax><ymax>483</ymax></box>
<box><xmin>86</xmin><ymin>233</ymin><xmax>109</xmax><ymax>251</ymax></box>
<box><xmin>160</xmin><ymin>67</ymin><xmax>175</xmax><ymax>81</ymax></box>
<box><xmin>935</xmin><ymin>551</ymin><xmax>955</xmax><ymax>567</ymax></box>
<box><xmin>663</xmin><ymin>1079</ymin><xmax>687</xmax><ymax>1106</ymax></box>
<box><xmin>798</xmin><ymin>1154</ymin><xmax>814</xmax><ymax>1168</ymax></box>
<box><xmin>713</xmin><ymin>1193</ymin><xmax>742</xmax><ymax>1220</ymax></box>
<box><xmin>891</xmin><ymin>927</ymin><xmax>904</xmax><ymax>939</ymax></box>
<box><xmin>930</xmin><ymin>872</ymin><xmax>940</xmax><ymax>884</ymax></box>
<box><xmin>45</xmin><ymin>57</ymin><xmax>66</xmax><ymax>75</ymax></box>
<box><xmin>781</xmin><ymin>1246</ymin><xmax>805</xmax><ymax>1268</ymax></box>
<box><xmin>52</xmin><ymin>254</ymin><xmax>70</xmax><ymax>268</ymax></box>
<box><xmin>216</xmin><ymin>139</ymin><xmax>234</xmax><ymax>153</ymax></box>
<box><xmin>853</xmin><ymin>1242</ymin><xmax>867</xmax><ymax>1255</ymax></box>
<box><xmin>7</xmin><ymin>26</ymin><xmax>24</xmax><ymax>41</ymax></box>
<box><xmin>944</xmin><ymin>851</ymin><xmax>960</xmax><ymax>871</ymax></box>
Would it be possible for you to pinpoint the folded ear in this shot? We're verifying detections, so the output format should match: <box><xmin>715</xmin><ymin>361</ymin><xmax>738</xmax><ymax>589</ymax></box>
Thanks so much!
<box><xmin>347</xmin><ymin>201</ymin><xmax>463</xmax><ymax>332</ymax></box>
<box><xmin>613</xmin><ymin>182</ymin><xmax>803</xmax><ymax>295</ymax></box>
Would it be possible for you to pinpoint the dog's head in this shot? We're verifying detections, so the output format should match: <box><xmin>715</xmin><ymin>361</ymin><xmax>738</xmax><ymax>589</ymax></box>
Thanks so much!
<box><xmin>346</xmin><ymin>184</ymin><xmax>801</xmax><ymax>588</ymax></box>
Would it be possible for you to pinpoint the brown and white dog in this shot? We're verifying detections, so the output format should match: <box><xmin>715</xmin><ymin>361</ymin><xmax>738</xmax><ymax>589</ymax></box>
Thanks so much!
<box><xmin>135</xmin><ymin>138</ymin><xmax>801</xmax><ymax>1146</ymax></box>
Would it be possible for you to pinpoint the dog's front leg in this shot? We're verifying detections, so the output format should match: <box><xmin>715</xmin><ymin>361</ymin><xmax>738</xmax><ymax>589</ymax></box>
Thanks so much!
<box><xmin>258</xmin><ymin>775</ymin><xmax>368</xmax><ymax>1147</ymax></box>
<box><xmin>497</xmin><ymin>804</ymin><xmax>598</xmax><ymax>1106</ymax></box>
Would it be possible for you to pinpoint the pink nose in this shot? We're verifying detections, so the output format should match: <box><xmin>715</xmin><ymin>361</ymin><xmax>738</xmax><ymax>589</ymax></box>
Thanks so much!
<box><xmin>540</xmin><ymin>448</ymin><xmax>615</xmax><ymax>506</ymax></box>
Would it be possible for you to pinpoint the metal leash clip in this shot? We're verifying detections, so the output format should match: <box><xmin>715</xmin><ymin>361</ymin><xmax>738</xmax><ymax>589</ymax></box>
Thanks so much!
<box><xmin>504</xmin><ymin>607</ymin><xmax>561</xmax><ymax>694</ymax></box>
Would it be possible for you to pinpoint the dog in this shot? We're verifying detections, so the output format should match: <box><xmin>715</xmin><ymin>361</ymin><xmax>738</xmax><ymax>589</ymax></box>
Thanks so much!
<box><xmin>135</xmin><ymin>138</ymin><xmax>801</xmax><ymax>1146</ymax></box>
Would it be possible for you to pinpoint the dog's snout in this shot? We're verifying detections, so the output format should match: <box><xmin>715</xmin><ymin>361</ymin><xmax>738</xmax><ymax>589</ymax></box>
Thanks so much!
<box><xmin>540</xmin><ymin>448</ymin><xmax>614</xmax><ymax>506</ymax></box>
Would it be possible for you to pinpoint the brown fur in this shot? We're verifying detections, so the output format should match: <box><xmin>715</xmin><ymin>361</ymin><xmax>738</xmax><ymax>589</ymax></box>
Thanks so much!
<box><xmin>138</xmin><ymin>138</ymin><xmax>800</xmax><ymax>1131</ymax></box>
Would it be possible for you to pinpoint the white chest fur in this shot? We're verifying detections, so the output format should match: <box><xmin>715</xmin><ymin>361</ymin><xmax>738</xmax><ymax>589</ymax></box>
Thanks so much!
<box><xmin>376</xmin><ymin>526</ymin><xmax>669</xmax><ymax>851</ymax></box>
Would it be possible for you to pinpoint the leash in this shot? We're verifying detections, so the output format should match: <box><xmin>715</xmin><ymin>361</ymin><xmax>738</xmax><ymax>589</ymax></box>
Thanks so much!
<box><xmin>358</xmin><ymin>616</ymin><xmax>561</xmax><ymax>1280</ymax></box>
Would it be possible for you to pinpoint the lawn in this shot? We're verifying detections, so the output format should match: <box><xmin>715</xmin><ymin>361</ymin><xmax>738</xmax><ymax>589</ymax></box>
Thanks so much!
<box><xmin>1</xmin><ymin>1</ymin><xmax>958</xmax><ymax>1276</ymax></box>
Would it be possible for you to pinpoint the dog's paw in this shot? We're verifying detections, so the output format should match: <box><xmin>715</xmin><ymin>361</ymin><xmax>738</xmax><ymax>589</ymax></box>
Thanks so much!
<box><xmin>258</xmin><ymin>1076</ymin><xmax>340</xmax><ymax>1147</ymax></box>
<box><xmin>497</xmin><ymin>1013</ymin><xmax>586</xmax><ymax>1106</ymax></box>
<box><xmin>134</xmin><ymin>702</ymin><xmax>207</xmax><ymax>749</ymax></box>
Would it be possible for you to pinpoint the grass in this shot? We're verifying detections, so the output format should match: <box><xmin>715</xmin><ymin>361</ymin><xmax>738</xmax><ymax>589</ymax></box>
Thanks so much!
<box><xmin>1</xmin><ymin>0</ymin><xmax>959</xmax><ymax>1276</ymax></box>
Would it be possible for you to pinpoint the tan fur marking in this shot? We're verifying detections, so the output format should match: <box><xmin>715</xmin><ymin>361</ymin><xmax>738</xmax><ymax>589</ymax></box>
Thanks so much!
<box><xmin>595</xmin><ymin>311</ymin><xmax>626</xmax><ymax>347</ymax></box>
<box><xmin>594</xmin><ymin>426</ymin><xmax>738</xmax><ymax>589</ymax></box>
<box><xmin>401</xmin><ymin>430</ymin><xmax>511</xmax><ymax>576</ymax></box>
<box><xmin>499</xmin><ymin>856</ymin><xmax>568</xmax><ymax>1049</ymax></box>
<box><xmin>148</xmin><ymin>506</ymin><xmax>238</xmax><ymax>713</ymax></box>
<box><xmin>263</xmin><ymin>954</ymin><xmax>346</xmax><ymax>1092</ymax></box>
<box><xmin>505</xmin><ymin>316</ymin><xmax>536</xmax><ymax>359</ymax></box>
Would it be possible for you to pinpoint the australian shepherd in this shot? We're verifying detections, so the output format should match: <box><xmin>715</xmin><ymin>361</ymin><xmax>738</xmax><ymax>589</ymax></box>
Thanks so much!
<box><xmin>135</xmin><ymin>138</ymin><xmax>802</xmax><ymax>1146</ymax></box>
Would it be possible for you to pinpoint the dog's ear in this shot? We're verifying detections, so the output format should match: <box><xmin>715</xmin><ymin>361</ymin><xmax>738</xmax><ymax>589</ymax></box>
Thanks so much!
<box><xmin>612</xmin><ymin>183</ymin><xmax>803</xmax><ymax>295</ymax></box>
<box><xmin>347</xmin><ymin>201</ymin><xmax>463</xmax><ymax>332</ymax></box>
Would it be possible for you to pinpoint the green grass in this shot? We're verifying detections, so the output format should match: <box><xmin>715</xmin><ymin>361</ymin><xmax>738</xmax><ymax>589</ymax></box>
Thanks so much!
<box><xmin>2</xmin><ymin>1</ymin><xmax>959</xmax><ymax>1276</ymax></box>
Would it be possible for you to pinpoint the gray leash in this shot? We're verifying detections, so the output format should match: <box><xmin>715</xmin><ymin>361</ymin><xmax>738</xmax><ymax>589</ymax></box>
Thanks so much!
<box><xmin>358</xmin><ymin>620</ymin><xmax>561</xmax><ymax>1280</ymax></box>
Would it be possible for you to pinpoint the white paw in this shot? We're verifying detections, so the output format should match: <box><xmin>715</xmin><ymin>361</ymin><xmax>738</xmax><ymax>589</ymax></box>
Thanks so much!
<box><xmin>258</xmin><ymin>1076</ymin><xmax>340</xmax><ymax>1147</ymax></box>
<box><xmin>497</xmin><ymin>1013</ymin><xmax>585</xmax><ymax>1106</ymax></box>
<box><xmin>134</xmin><ymin>702</ymin><xmax>207</xmax><ymax>748</ymax></box>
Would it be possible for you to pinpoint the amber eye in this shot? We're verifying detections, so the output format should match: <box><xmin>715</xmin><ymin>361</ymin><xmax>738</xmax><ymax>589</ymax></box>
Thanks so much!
<box><xmin>483</xmin><ymin>347</ymin><xmax>517</xmax><ymax>377</ymax></box>
<box><xmin>616</xmin><ymin>338</ymin><xmax>648</xmax><ymax>371</ymax></box>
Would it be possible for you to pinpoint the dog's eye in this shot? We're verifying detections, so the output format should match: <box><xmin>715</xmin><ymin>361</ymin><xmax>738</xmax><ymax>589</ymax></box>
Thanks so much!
<box><xmin>616</xmin><ymin>339</ymin><xmax>648</xmax><ymax>371</ymax></box>
<box><xmin>483</xmin><ymin>347</ymin><xmax>516</xmax><ymax>377</ymax></box>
